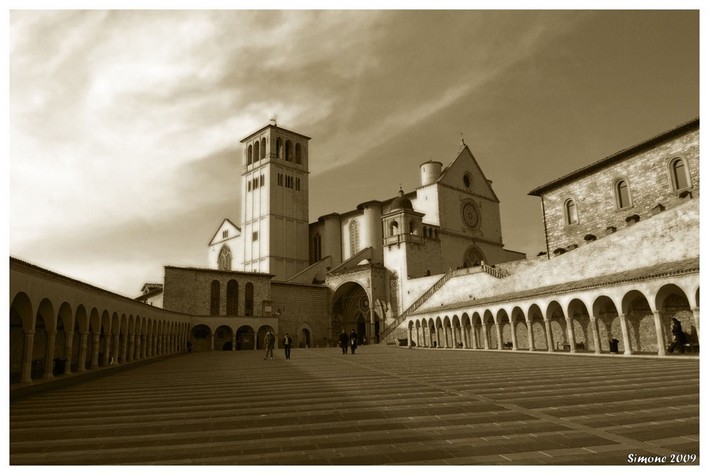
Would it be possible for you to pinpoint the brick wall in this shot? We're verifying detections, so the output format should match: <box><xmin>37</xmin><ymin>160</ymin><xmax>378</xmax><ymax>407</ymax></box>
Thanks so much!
<box><xmin>271</xmin><ymin>282</ymin><xmax>330</xmax><ymax>347</ymax></box>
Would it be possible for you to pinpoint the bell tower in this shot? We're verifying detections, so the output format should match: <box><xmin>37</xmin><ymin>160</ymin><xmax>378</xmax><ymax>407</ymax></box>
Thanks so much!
<box><xmin>239</xmin><ymin>121</ymin><xmax>311</xmax><ymax>280</ymax></box>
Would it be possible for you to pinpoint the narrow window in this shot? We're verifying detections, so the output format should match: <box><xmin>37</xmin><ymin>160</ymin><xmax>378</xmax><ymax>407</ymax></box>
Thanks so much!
<box><xmin>247</xmin><ymin>145</ymin><xmax>253</xmax><ymax>165</ymax></box>
<box><xmin>260</xmin><ymin>174</ymin><xmax>264</xmax><ymax>187</ymax></box>
<box><xmin>285</xmin><ymin>140</ymin><xmax>293</xmax><ymax>161</ymax></box>
<box><xmin>616</xmin><ymin>180</ymin><xmax>631</xmax><ymax>209</ymax></box>
<box><xmin>314</xmin><ymin>233</ymin><xmax>322</xmax><ymax>261</ymax></box>
<box><xmin>390</xmin><ymin>220</ymin><xmax>399</xmax><ymax>236</ymax></box>
<box><xmin>218</xmin><ymin>245</ymin><xmax>232</xmax><ymax>270</ymax></box>
<box><xmin>247</xmin><ymin>181</ymin><xmax>252</xmax><ymax>192</ymax></box>
<box><xmin>253</xmin><ymin>231</ymin><xmax>258</xmax><ymax>241</ymax></box>
<box><xmin>260</xmin><ymin>138</ymin><xmax>266</xmax><ymax>158</ymax></box>
<box><xmin>671</xmin><ymin>158</ymin><xmax>690</xmax><ymax>190</ymax></box>
<box><xmin>253</xmin><ymin>141</ymin><xmax>260</xmax><ymax>162</ymax></box>
<box><xmin>295</xmin><ymin>143</ymin><xmax>302</xmax><ymax>164</ymax></box>
<box><xmin>222</xmin><ymin>230</ymin><xmax>228</xmax><ymax>239</ymax></box>
<box><xmin>349</xmin><ymin>220</ymin><xmax>360</xmax><ymax>255</ymax></box>
<box><xmin>245</xmin><ymin>283</ymin><xmax>254</xmax><ymax>316</ymax></box>
<box><xmin>565</xmin><ymin>199</ymin><xmax>578</xmax><ymax>225</ymax></box>
<box><xmin>210</xmin><ymin>280</ymin><xmax>220</xmax><ymax>316</ymax></box>
<box><xmin>276</xmin><ymin>138</ymin><xmax>283</xmax><ymax>159</ymax></box>
<box><xmin>226</xmin><ymin>280</ymin><xmax>238</xmax><ymax>316</ymax></box>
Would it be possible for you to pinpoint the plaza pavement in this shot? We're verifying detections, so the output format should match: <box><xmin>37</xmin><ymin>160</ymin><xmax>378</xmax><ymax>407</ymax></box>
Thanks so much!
<box><xmin>9</xmin><ymin>345</ymin><xmax>699</xmax><ymax>465</ymax></box>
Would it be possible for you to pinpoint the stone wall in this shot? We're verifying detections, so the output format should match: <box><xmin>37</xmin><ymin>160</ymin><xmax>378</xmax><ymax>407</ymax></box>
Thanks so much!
<box><xmin>271</xmin><ymin>282</ymin><xmax>330</xmax><ymax>348</ymax></box>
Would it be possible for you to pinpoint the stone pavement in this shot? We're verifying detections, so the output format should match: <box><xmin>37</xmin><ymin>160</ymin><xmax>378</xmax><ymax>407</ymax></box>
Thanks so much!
<box><xmin>10</xmin><ymin>345</ymin><xmax>699</xmax><ymax>465</ymax></box>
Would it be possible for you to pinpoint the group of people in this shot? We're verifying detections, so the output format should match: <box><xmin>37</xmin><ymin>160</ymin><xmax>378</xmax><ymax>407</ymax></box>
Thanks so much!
<box><xmin>339</xmin><ymin>329</ymin><xmax>360</xmax><ymax>355</ymax></box>
<box><xmin>263</xmin><ymin>330</ymin><xmax>293</xmax><ymax>360</ymax></box>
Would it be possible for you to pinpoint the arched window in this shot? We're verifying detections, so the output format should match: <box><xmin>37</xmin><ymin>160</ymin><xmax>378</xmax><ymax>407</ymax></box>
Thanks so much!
<box><xmin>245</xmin><ymin>283</ymin><xmax>254</xmax><ymax>316</ymax></box>
<box><xmin>295</xmin><ymin>143</ymin><xmax>302</xmax><ymax>164</ymax></box>
<box><xmin>615</xmin><ymin>179</ymin><xmax>631</xmax><ymax>209</ymax></box>
<box><xmin>260</xmin><ymin>138</ymin><xmax>266</xmax><ymax>158</ymax></box>
<box><xmin>226</xmin><ymin>280</ymin><xmax>238</xmax><ymax>316</ymax></box>
<box><xmin>247</xmin><ymin>145</ymin><xmax>253</xmax><ymax>165</ymax></box>
<box><xmin>285</xmin><ymin>140</ymin><xmax>293</xmax><ymax>161</ymax></box>
<box><xmin>670</xmin><ymin>157</ymin><xmax>690</xmax><ymax>191</ymax></box>
<box><xmin>463</xmin><ymin>246</ymin><xmax>485</xmax><ymax>268</ymax></box>
<box><xmin>210</xmin><ymin>280</ymin><xmax>220</xmax><ymax>316</ymax></box>
<box><xmin>390</xmin><ymin>220</ymin><xmax>399</xmax><ymax>236</ymax></box>
<box><xmin>313</xmin><ymin>233</ymin><xmax>322</xmax><ymax>262</ymax></box>
<box><xmin>564</xmin><ymin>199</ymin><xmax>578</xmax><ymax>225</ymax></box>
<box><xmin>276</xmin><ymin>138</ymin><xmax>283</xmax><ymax>159</ymax></box>
<box><xmin>409</xmin><ymin>220</ymin><xmax>417</xmax><ymax>235</ymax></box>
<box><xmin>218</xmin><ymin>245</ymin><xmax>232</xmax><ymax>271</ymax></box>
<box><xmin>349</xmin><ymin>220</ymin><xmax>360</xmax><ymax>256</ymax></box>
<box><xmin>253</xmin><ymin>141</ymin><xmax>260</xmax><ymax>162</ymax></box>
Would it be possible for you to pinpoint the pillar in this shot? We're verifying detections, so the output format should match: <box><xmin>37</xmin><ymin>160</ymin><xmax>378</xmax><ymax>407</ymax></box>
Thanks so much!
<box><xmin>210</xmin><ymin>334</ymin><xmax>215</xmax><ymax>351</ymax></box>
<box><xmin>494</xmin><ymin>323</ymin><xmax>502</xmax><ymax>349</ymax></box>
<box><xmin>120</xmin><ymin>332</ymin><xmax>128</xmax><ymax>362</ymax></box>
<box><xmin>692</xmin><ymin>308</ymin><xmax>700</xmax><ymax>338</ymax></box>
<box><xmin>102</xmin><ymin>332</ymin><xmax>112</xmax><ymax>366</ymax></box>
<box><xmin>91</xmin><ymin>333</ymin><xmax>101</xmax><ymax>368</ymax></box>
<box><xmin>544</xmin><ymin>319</ymin><xmax>553</xmax><ymax>352</ymax></box>
<box><xmin>653</xmin><ymin>311</ymin><xmax>666</xmax><ymax>356</ymax></box>
<box><xmin>481</xmin><ymin>323</ymin><xmax>489</xmax><ymax>349</ymax></box>
<box><xmin>128</xmin><ymin>334</ymin><xmax>136</xmax><ymax>362</ymax></box>
<box><xmin>470</xmin><ymin>325</ymin><xmax>478</xmax><ymax>349</ymax></box>
<box><xmin>509</xmin><ymin>320</ymin><xmax>518</xmax><ymax>350</ymax></box>
<box><xmin>21</xmin><ymin>331</ymin><xmax>35</xmax><ymax>384</ymax></box>
<box><xmin>565</xmin><ymin>317</ymin><xmax>576</xmax><ymax>353</ymax></box>
<box><xmin>589</xmin><ymin>316</ymin><xmax>601</xmax><ymax>354</ymax></box>
<box><xmin>232</xmin><ymin>331</ymin><xmax>237</xmax><ymax>352</ymax></box>
<box><xmin>64</xmin><ymin>330</ymin><xmax>74</xmax><ymax>375</ymax></box>
<box><xmin>112</xmin><ymin>332</ymin><xmax>120</xmax><ymax>363</ymax></box>
<box><xmin>526</xmin><ymin>320</ymin><xmax>535</xmax><ymax>351</ymax></box>
<box><xmin>78</xmin><ymin>331</ymin><xmax>89</xmax><ymax>373</ymax></box>
<box><xmin>43</xmin><ymin>330</ymin><xmax>57</xmax><ymax>379</ymax></box>
<box><xmin>619</xmin><ymin>313</ymin><xmax>633</xmax><ymax>355</ymax></box>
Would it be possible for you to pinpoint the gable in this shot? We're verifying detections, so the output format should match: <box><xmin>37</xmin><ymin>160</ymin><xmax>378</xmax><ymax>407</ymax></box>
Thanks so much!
<box><xmin>208</xmin><ymin>219</ymin><xmax>241</xmax><ymax>246</ymax></box>
<box><xmin>437</xmin><ymin>146</ymin><xmax>499</xmax><ymax>202</ymax></box>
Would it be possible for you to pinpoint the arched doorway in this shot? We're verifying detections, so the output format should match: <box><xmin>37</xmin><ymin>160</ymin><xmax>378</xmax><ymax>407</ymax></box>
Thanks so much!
<box><xmin>300</xmin><ymin>328</ymin><xmax>311</xmax><ymax>348</ymax></box>
<box><xmin>190</xmin><ymin>324</ymin><xmax>212</xmax><ymax>352</ymax></box>
<box><xmin>463</xmin><ymin>245</ymin><xmax>485</xmax><ymax>268</ymax></box>
<box><xmin>235</xmin><ymin>326</ymin><xmax>255</xmax><ymax>350</ymax></box>
<box><xmin>331</xmin><ymin>282</ymin><xmax>371</xmax><ymax>343</ymax></box>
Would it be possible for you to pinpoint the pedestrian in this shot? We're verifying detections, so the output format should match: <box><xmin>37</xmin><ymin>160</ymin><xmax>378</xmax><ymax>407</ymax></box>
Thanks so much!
<box><xmin>264</xmin><ymin>330</ymin><xmax>275</xmax><ymax>360</ymax></box>
<box><xmin>283</xmin><ymin>333</ymin><xmax>293</xmax><ymax>359</ymax></box>
<box><xmin>667</xmin><ymin>318</ymin><xmax>686</xmax><ymax>354</ymax></box>
<box><xmin>349</xmin><ymin>329</ymin><xmax>358</xmax><ymax>355</ymax></box>
<box><xmin>339</xmin><ymin>329</ymin><xmax>349</xmax><ymax>354</ymax></box>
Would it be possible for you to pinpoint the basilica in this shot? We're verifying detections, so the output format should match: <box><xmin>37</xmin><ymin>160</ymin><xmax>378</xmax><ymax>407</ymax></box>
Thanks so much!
<box><xmin>10</xmin><ymin>117</ymin><xmax>700</xmax><ymax>383</ymax></box>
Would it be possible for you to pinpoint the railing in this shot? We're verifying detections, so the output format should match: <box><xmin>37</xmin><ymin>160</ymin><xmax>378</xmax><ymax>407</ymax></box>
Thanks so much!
<box><xmin>481</xmin><ymin>263</ymin><xmax>509</xmax><ymax>279</ymax></box>
<box><xmin>380</xmin><ymin>269</ymin><xmax>454</xmax><ymax>341</ymax></box>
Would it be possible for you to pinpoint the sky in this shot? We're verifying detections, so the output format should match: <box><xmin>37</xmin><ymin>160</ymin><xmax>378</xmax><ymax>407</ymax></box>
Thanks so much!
<box><xmin>8</xmin><ymin>9</ymin><xmax>700</xmax><ymax>297</ymax></box>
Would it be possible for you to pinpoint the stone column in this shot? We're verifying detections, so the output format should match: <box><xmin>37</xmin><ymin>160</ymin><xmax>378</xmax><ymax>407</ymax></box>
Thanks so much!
<box><xmin>544</xmin><ymin>319</ymin><xmax>553</xmax><ymax>352</ymax></box>
<box><xmin>481</xmin><ymin>324</ymin><xmax>489</xmax><ymax>350</ymax></box>
<box><xmin>91</xmin><ymin>333</ymin><xmax>101</xmax><ymax>368</ymax></box>
<box><xmin>128</xmin><ymin>334</ymin><xmax>136</xmax><ymax>362</ymax></box>
<box><xmin>407</xmin><ymin>325</ymin><xmax>413</xmax><ymax>348</ymax></box>
<box><xmin>43</xmin><ymin>330</ymin><xmax>57</xmax><ymax>379</ymax></box>
<box><xmin>232</xmin><ymin>332</ymin><xmax>237</xmax><ymax>351</ymax></box>
<box><xmin>692</xmin><ymin>308</ymin><xmax>700</xmax><ymax>338</ymax></box>
<box><xmin>112</xmin><ymin>332</ymin><xmax>120</xmax><ymax>363</ymax></box>
<box><xmin>136</xmin><ymin>334</ymin><xmax>143</xmax><ymax>360</ymax></box>
<box><xmin>211</xmin><ymin>334</ymin><xmax>215</xmax><ymax>351</ymax></box>
<box><xmin>78</xmin><ymin>332</ymin><xmax>89</xmax><ymax>373</ymax></box>
<box><xmin>589</xmin><ymin>316</ymin><xmax>601</xmax><ymax>354</ymax></box>
<box><xmin>470</xmin><ymin>326</ymin><xmax>478</xmax><ymax>349</ymax></box>
<box><xmin>653</xmin><ymin>311</ymin><xmax>666</xmax><ymax>356</ymax></box>
<box><xmin>102</xmin><ymin>333</ymin><xmax>112</xmax><ymax>366</ymax></box>
<box><xmin>509</xmin><ymin>321</ymin><xmax>518</xmax><ymax>350</ymax></box>
<box><xmin>565</xmin><ymin>318</ymin><xmax>576</xmax><ymax>353</ymax></box>
<box><xmin>619</xmin><ymin>313</ymin><xmax>633</xmax><ymax>355</ymax></box>
<box><xmin>120</xmin><ymin>333</ymin><xmax>128</xmax><ymax>363</ymax></box>
<box><xmin>21</xmin><ymin>331</ymin><xmax>35</xmax><ymax>384</ymax></box>
<box><xmin>462</xmin><ymin>326</ymin><xmax>468</xmax><ymax>349</ymax></box>
<box><xmin>64</xmin><ymin>330</ymin><xmax>74</xmax><ymax>375</ymax></box>
<box><xmin>494</xmin><ymin>323</ymin><xmax>503</xmax><ymax>349</ymax></box>
<box><xmin>526</xmin><ymin>320</ymin><xmax>535</xmax><ymax>351</ymax></box>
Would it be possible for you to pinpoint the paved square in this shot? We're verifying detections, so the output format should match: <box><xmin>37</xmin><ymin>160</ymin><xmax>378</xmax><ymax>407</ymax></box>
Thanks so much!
<box><xmin>10</xmin><ymin>345</ymin><xmax>699</xmax><ymax>465</ymax></box>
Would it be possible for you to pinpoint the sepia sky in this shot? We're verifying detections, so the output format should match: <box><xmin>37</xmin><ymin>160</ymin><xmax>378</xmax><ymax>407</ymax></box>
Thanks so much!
<box><xmin>8</xmin><ymin>9</ymin><xmax>699</xmax><ymax>297</ymax></box>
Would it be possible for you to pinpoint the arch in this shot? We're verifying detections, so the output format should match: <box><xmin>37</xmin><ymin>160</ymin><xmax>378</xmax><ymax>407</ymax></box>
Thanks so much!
<box><xmin>656</xmin><ymin>283</ymin><xmax>694</xmax><ymax>350</ymax></box>
<box><xmin>669</xmin><ymin>157</ymin><xmax>691</xmax><ymax>191</ymax></box>
<box><xmin>257</xmin><ymin>325</ymin><xmax>275</xmax><ymax>350</ymax></box>
<box><xmin>190</xmin><ymin>324</ymin><xmax>212</xmax><ymax>352</ymax></box>
<box><xmin>615</xmin><ymin>178</ymin><xmax>632</xmax><ymax>209</ymax></box>
<box><xmin>210</xmin><ymin>280</ymin><xmax>220</xmax><ymax>316</ymax></box>
<box><xmin>621</xmin><ymin>289</ymin><xmax>653</xmax><ymax>353</ymax></box>
<box><xmin>33</xmin><ymin>298</ymin><xmax>55</xmax><ymax>378</ymax></box>
<box><xmin>567</xmin><ymin>298</ymin><xmax>591</xmax><ymax>351</ymax></box>
<box><xmin>245</xmin><ymin>282</ymin><xmax>254</xmax><ymax>316</ymax></box>
<box><xmin>389</xmin><ymin>220</ymin><xmax>399</xmax><ymax>236</ymax></box>
<box><xmin>247</xmin><ymin>144</ymin><xmax>253</xmax><ymax>165</ymax></box>
<box><xmin>218</xmin><ymin>245</ymin><xmax>232</xmax><ymax>271</ymax></box>
<box><xmin>295</xmin><ymin>143</ymin><xmax>302</xmax><ymax>164</ymax></box>
<box><xmin>276</xmin><ymin>138</ymin><xmax>283</xmax><ymax>159</ymax></box>
<box><xmin>409</xmin><ymin>220</ymin><xmax>418</xmax><ymax>235</ymax></box>
<box><xmin>260</xmin><ymin>138</ymin><xmax>266</xmax><ymax>158</ymax></box>
<box><xmin>253</xmin><ymin>140</ymin><xmax>260</xmax><ymax>162</ymax></box>
<box><xmin>215</xmin><ymin>325</ymin><xmax>234</xmax><ymax>351</ymax></box>
<box><xmin>285</xmin><ymin>140</ymin><xmax>293</xmax><ymax>161</ymax></box>
<box><xmin>564</xmin><ymin>198</ymin><xmax>578</xmax><ymax>225</ymax></box>
<box><xmin>592</xmin><ymin>295</ymin><xmax>619</xmax><ymax>352</ymax></box>
<box><xmin>463</xmin><ymin>245</ymin><xmax>485</xmax><ymax>268</ymax></box>
<box><xmin>10</xmin><ymin>292</ymin><xmax>32</xmax><ymax>382</ymax></box>
<box><xmin>545</xmin><ymin>300</ymin><xmax>567</xmax><ymax>351</ymax></box>
<box><xmin>235</xmin><ymin>325</ymin><xmax>255</xmax><ymax>350</ymax></box>
<box><xmin>226</xmin><ymin>279</ymin><xmax>238</xmax><ymax>316</ymax></box>
<box><xmin>331</xmin><ymin>281</ymin><xmax>370</xmax><ymax>342</ymax></box>
<box><xmin>527</xmin><ymin>304</ymin><xmax>547</xmax><ymax>351</ymax></box>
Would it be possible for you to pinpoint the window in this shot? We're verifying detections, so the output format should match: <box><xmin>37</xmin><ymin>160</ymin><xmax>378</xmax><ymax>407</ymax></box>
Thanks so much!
<box><xmin>222</xmin><ymin>230</ymin><xmax>229</xmax><ymax>239</ymax></box>
<box><xmin>349</xmin><ymin>220</ymin><xmax>360</xmax><ymax>255</ymax></box>
<box><xmin>296</xmin><ymin>178</ymin><xmax>301</xmax><ymax>191</ymax></box>
<box><xmin>247</xmin><ymin>145</ymin><xmax>253</xmax><ymax>165</ymax></box>
<box><xmin>670</xmin><ymin>157</ymin><xmax>690</xmax><ymax>191</ymax></box>
<box><xmin>260</xmin><ymin>174</ymin><xmax>264</xmax><ymax>187</ymax></box>
<box><xmin>276</xmin><ymin>138</ymin><xmax>283</xmax><ymax>159</ymax></box>
<box><xmin>210</xmin><ymin>280</ymin><xmax>220</xmax><ymax>316</ymax></box>
<box><xmin>565</xmin><ymin>199</ymin><xmax>578</xmax><ymax>225</ymax></box>
<box><xmin>260</xmin><ymin>138</ymin><xmax>266</xmax><ymax>159</ymax></box>
<box><xmin>295</xmin><ymin>143</ymin><xmax>302</xmax><ymax>164</ymax></box>
<box><xmin>285</xmin><ymin>140</ymin><xmax>293</xmax><ymax>161</ymax></box>
<box><xmin>390</xmin><ymin>220</ymin><xmax>399</xmax><ymax>236</ymax></box>
<box><xmin>463</xmin><ymin>172</ymin><xmax>473</xmax><ymax>189</ymax></box>
<box><xmin>278</xmin><ymin>173</ymin><xmax>283</xmax><ymax>186</ymax></box>
<box><xmin>218</xmin><ymin>245</ymin><xmax>232</xmax><ymax>271</ymax></box>
<box><xmin>247</xmin><ymin>181</ymin><xmax>252</xmax><ymax>192</ymax></box>
<box><xmin>253</xmin><ymin>141</ymin><xmax>260</xmax><ymax>162</ymax></box>
<box><xmin>252</xmin><ymin>231</ymin><xmax>258</xmax><ymax>241</ymax></box>
<box><xmin>314</xmin><ymin>233</ymin><xmax>322</xmax><ymax>262</ymax></box>
<box><xmin>226</xmin><ymin>280</ymin><xmax>238</xmax><ymax>316</ymax></box>
<box><xmin>615</xmin><ymin>179</ymin><xmax>631</xmax><ymax>209</ymax></box>
<box><xmin>245</xmin><ymin>283</ymin><xmax>254</xmax><ymax>316</ymax></box>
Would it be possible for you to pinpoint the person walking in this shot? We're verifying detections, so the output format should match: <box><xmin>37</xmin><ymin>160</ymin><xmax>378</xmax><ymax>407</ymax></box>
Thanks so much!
<box><xmin>668</xmin><ymin>318</ymin><xmax>686</xmax><ymax>354</ymax></box>
<box><xmin>339</xmin><ymin>329</ymin><xmax>349</xmax><ymax>354</ymax></box>
<box><xmin>264</xmin><ymin>330</ymin><xmax>275</xmax><ymax>360</ymax></box>
<box><xmin>283</xmin><ymin>333</ymin><xmax>293</xmax><ymax>359</ymax></box>
<box><xmin>349</xmin><ymin>329</ymin><xmax>359</xmax><ymax>355</ymax></box>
